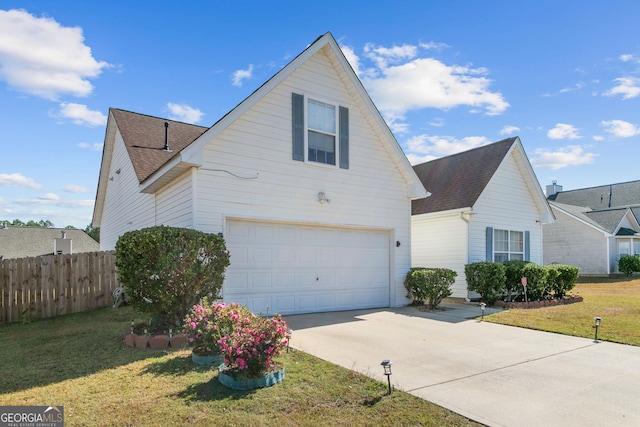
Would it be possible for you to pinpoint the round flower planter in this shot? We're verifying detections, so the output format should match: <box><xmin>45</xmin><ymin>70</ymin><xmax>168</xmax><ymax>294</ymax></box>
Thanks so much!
<box><xmin>218</xmin><ymin>366</ymin><xmax>285</xmax><ymax>390</ymax></box>
<box><xmin>191</xmin><ymin>350</ymin><xmax>224</xmax><ymax>367</ymax></box>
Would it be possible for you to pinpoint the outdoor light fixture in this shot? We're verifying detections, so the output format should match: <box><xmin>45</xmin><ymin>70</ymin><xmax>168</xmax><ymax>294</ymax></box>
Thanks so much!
<box><xmin>130</xmin><ymin>320</ymin><xmax>134</xmax><ymax>334</ymax></box>
<box><xmin>381</xmin><ymin>359</ymin><xmax>392</xmax><ymax>395</ymax></box>
<box><xmin>594</xmin><ymin>317</ymin><xmax>602</xmax><ymax>342</ymax></box>
<box><xmin>317</xmin><ymin>192</ymin><xmax>330</xmax><ymax>204</ymax></box>
<box><xmin>480</xmin><ymin>302</ymin><xmax>486</xmax><ymax>321</ymax></box>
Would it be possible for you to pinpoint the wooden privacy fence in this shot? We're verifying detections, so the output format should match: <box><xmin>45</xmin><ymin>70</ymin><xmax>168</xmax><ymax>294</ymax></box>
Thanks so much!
<box><xmin>0</xmin><ymin>251</ymin><xmax>119</xmax><ymax>324</ymax></box>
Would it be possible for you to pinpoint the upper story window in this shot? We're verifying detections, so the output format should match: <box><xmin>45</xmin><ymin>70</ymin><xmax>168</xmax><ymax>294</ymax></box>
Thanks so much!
<box><xmin>493</xmin><ymin>229</ymin><xmax>524</xmax><ymax>262</ymax></box>
<box><xmin>292</xmin><ymin>93</ymin><xmax>349</xmax><ymax>169</ymax></box>
<box><xmin>308</xmin><ymin>99</ymin><xmax>336</xmax><ymax>165</ymax></box>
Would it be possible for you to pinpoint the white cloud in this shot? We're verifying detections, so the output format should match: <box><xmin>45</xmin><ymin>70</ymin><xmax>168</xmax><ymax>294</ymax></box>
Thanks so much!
<box><xmin>547</xmin><ymin>123</ymin><xmax>581</xmax><ymax>140</ymax></box>
<box><xmin>604</xmin><ymin>77</ymin><xmax>640</xmax><ymax>99</ymax></box>
<box><xmin>53</xmin><ymin>103</ymin><xmax>107</xmax><ymax>126</ymax></box>
<box><xmin>63</xmin><ymin>184</ymin><xmax>89</xmax><ymax>193</ymax></box>
<box><xmin>0</xmin><ymin>9</ymin><xmax>110</xmax><ymax>100</ymax></box>
<box><xmin>78</xmin><ymin>142</ymin><xmax>103</xmax><ymax>151</ymax></box>
<box><xmin>500</xmin><ymin>125</ymin><xmax>520</xmax><ymax>136</ymax></box>
<box><xmin>592</xmin><ymin>135</ymin><xmax>605</xmax><ymax>141</ymax></box>
<box><xmin>405</xmin><ymin>134</ymin><xmax>491</xmax><ymax>163</ymax></box>
<box><xmin>530</xmin><ymin>145</ymin><xmax>596</xmax><ymax>169</ymax></box>
<box><xmin>0</xmin><ymin>172</ymin><xmax>42</xmax><ymax>189</ymax></box>
<box><xmin>342</xmin><ymin>41</ymin><xmax>508</xmax><ymax>134</ymax></box>
<box><xmin>231</xmin><ymin>64</ymin><xmax>254</xmax><ymax>87</ymax></box>
<box><xmin>601</xmin><ymin>119</ymin><xmax>640</xmax><ymax>137</ymax></box>
<box><xmin>619</xmin><ymin>54</ymin><xmax>636</xmax><ymax>62</ymax></box>
<box><xmin>167</xmin><ymin>102</ymin><xmax>204</xmax><ymax>124</ymax></box>
<box><xmin>419</xmin><ymin>41</ymin><xmax>449</xmax><ymax>51</ymax></box>
<box><xmin>429</xmin><ymin>118</ymin><xmax>445</xmax><ymax>127</ymax></box>
<box><xmin>39</xmin><ymin>193</ymin><xmax>60</xmax><ymax>201</ymax></box>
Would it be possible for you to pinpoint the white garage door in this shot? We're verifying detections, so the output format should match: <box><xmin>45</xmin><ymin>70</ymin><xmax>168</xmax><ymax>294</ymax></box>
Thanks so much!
<box><xmin>224</xmin><ymin>220</ymin><xmax>390</xmax><ymax>315</ymax></box>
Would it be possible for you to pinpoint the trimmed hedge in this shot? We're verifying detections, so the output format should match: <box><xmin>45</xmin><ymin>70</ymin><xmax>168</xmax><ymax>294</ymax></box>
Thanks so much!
<box><xmin>465</xmin><ymin>261</ymin><xmax>579</xmax><ymax>304</ymax></box>
<box><xmin>115</xmin><ymin>225</ymin><xmax>230</xmax><ymax>328</ymax></box>
<box><xmin>464</xmin><ymin>261</ymin><xmax>506</xmax><ymax>304</ymax></box>
<box><xmin>618</xmin><ymin>254</ymin><xmax>640</xmax><ymax>277</ymax></box>
<box><xmin>404</xmin><ymin>267</ymin><xmax>457</xmax><ymax>309</ymax></box>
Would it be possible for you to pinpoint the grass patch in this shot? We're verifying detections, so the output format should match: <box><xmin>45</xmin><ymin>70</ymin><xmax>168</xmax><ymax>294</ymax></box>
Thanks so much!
<box><xmin>0</xmin><ymin>306</ymin><xmax>479</xmax><ymax>426</ymax></box>
<box><xmin>486</xmin><ymin>277</ymin><xmax>640</xmax><ymax>346</ymax></box>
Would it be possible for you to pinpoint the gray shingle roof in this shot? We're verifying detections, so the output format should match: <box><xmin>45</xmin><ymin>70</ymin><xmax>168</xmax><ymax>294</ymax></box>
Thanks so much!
<box><xmin>551</xmin><ymin>202</ymin><xmax>637</xmax><ymax>235</ymax></box>
<box><xmin>412</xmin><ymin>137</ymin><xmax>516</xmax><ymax>215</ymax></box>
<box><xmin>0</xmin><ymin>227</ymin><xmax>100</xmax><ymax>259</ymax></box>
<box><xmin>548</xmin><ymin>179</ymin><xmax>640</xmax><ymax>209</ymax></box>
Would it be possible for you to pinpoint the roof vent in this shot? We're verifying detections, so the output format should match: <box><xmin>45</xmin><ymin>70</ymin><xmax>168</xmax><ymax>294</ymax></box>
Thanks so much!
<box><xmin>163</xmin><ymin>122</ymin><xmax>172</xmax><ymax>152</ymax></box>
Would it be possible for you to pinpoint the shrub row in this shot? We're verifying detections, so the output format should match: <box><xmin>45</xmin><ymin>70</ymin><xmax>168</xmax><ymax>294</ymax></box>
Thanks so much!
<box><xmin>464</xmin><ymin>261</ymin><xmax>578</xmax><ymax>304</ymax></box>
<box><xmin>404</xmin><ymin>267</ymin><xmax>457</xmax><ymax>309</ymax></box>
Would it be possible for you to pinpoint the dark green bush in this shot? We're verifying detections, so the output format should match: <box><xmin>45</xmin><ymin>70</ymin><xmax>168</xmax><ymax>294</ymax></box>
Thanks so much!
<box><xmin>465</xmin><ymin>261</ymin><xmax>506</xmax><ymax>304</ymax></box>
<box><xmin>502</xmin><ymin>260</ymin><xmax>530</xmax><ymax>301</ymax></box>
<box><xmin>522</xmin><ymin>263</ymin><xmax>549</xmax><ymax>301</ymax></box>
<box><xmin>546</xmin><ymin>264</ymin><xmax>579</xmax><ymax>298</ymax></box>
<box><xmin>404</xmin><ymin>268</ymin><xmax>457</xmax><ymax>309</ymax></box>
<box><xmin>618</xmin><ymin>255</ymin><xmax>640</xmax><ymax>277</ymax></box>
<box><xmin>115</xmin><ymin>226</ymin><xmax>230</xmax><ymax>328</ymax></box>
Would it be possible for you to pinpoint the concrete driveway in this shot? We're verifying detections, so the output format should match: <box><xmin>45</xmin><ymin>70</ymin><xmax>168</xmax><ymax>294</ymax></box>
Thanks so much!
<box><xmin>284</xmin><ymin>303</ymin><xmax>640</xmax><ymax>427</ymax></box>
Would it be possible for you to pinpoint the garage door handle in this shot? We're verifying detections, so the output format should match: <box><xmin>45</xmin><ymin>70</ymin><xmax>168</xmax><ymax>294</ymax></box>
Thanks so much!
<box><xmin>316</xmin><ymin>274</ymin><xmax>319</xmax><ymax>282</ymax></box>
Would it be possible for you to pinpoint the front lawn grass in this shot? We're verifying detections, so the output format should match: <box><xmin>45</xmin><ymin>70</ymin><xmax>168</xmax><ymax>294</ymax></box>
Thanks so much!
<box><xmin>486</xmin><ymin>277</ymin><xmax>640</xmax><ymax>346</ymax></box>
<box><xmin>0</xmin><ymin>306</ymin><xmax>479</xmax><ymax>426</ymax></box>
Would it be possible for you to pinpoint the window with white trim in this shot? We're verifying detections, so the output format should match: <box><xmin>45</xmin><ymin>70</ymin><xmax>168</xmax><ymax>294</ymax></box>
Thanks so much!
<box><xmin>292</xmin><ymin>93</ymin><xmax>349</xmax><ymax>169</ymax></box>
<box><xmin>494</xmin><ymin>229</ymin><xmax>524</xmax><ymax>262</ymax></box>
<box><xmin>307</xmin><ymin>99</ymin><xmax>336</xmax><ymax>165</ymax></box>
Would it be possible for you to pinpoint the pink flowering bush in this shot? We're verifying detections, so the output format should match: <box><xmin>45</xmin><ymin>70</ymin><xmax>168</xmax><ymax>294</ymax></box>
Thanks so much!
<box><xmin>182</xmin><ymin>299</ymin><xmax>251</xmax><ymax>355</ymax></box>
<box><xmin>218</xmin><ymin>312</ymin><xmax>291</xmax><ymax>379</ymax></box>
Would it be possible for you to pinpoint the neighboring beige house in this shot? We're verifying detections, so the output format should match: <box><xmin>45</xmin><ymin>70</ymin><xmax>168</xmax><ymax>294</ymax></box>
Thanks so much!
<box><xmin>0</xmin><ymin>227</ymin><xmax>99</xmax><ymax>260</ymax></box>
<box><xmin>411</xmin><ymin>137</ymin><xmax>554</xmax><ymax>299</ymax></box>
<box><xmin>91</xmin><ymin>32</ymin><xmax>428</xmax><ymax>315</ymax></box>
<box><xmin>544</xmin><ymin>180</ymin><xmax>640</xmax><ymax>275</ymax></box>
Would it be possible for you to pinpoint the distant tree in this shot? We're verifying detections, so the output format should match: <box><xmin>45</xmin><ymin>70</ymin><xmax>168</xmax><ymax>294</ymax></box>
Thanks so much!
<box><xmin>84</xmin><ymin>224</ymin><xmax>100</xmax><ymax>243</ymax></box>
<box><xmin>0</xmin><ymin>219</ymin><xmax>54</xmax><ymax>228</ymax></box>
<box><xmin>65</xmin><ymin>225</ymin><xmax>76</xmax><ymax>229</ymax></box>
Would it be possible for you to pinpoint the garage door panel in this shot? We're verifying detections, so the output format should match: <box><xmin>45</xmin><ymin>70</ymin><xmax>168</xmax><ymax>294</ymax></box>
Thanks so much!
<box><xmin>224</xmin><ymin>220</ymin><xmax>390</xmax><ymax>315</ymax></box>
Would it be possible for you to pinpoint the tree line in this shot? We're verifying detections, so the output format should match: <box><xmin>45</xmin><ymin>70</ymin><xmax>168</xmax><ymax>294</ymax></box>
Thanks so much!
<box><xmin>1</xmin><ymin>219</ymin><xmax>99</xmax><ymax>242</ymax></box>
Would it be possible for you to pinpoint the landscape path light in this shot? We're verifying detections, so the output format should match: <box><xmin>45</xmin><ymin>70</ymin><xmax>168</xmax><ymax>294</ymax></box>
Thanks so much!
<box><xmin>594</xmin><ymin>317</ymin><xmax>602</xmax><ymax>342</ymax></box>
<box><xmin>480</xmin><ymin>302</ymin><xmax>486</xmax><ymax>321</ymax></box>
<box><xmin>381</xmin><ymin>359</ymin><xmax>392</xmax><ymax>395</ymax></box>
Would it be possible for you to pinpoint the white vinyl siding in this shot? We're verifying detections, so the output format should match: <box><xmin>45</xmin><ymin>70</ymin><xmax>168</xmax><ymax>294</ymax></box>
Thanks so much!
<box><xmin>411</xmin><ymin>212</ymin><xmax>469</xmax><ymax>298</ymax></box>
<box><xmin>469</xmin><ymin>149</ymin><xmax>543</xmax><ymax>265</ymax></box>
<box><xmin>191</xmin><ymin>46</ymin><xmax>413</xmax><ymax>308</ymax></box>
<box><xmin>99</xmin><ymin>133</ymin><xmax>155</xmax><ymax>250</ymax></box>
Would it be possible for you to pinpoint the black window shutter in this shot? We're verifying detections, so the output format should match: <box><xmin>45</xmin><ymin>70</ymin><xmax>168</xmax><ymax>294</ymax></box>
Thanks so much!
<box><xmin>524</xmin><ymin>230</ymin><xmax>530</xmax><ymax>261</ymax></box>
<box><xmin>339</xmin><ymin>106</ymin><xmax>349</xmax><ymax>169</ymax></box>
<box><xmin>486</xmin><ymin>227</ymin><xmax>494</xmax><ymax>261</ymax></box>
<box><xmin>292</xmin><ymin>93</ymin><xmax>304</xmax><ymax>161</ymax></box>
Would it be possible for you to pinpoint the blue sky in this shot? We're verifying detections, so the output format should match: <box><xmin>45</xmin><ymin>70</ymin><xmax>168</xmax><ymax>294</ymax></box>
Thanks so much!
<box><xmin>1</xmin><ymin>1</ymin><xmax>640</xmax><ymax>229</ymax></box>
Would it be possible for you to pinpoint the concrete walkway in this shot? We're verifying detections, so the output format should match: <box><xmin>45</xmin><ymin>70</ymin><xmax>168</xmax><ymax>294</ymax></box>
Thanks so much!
<box><xmin>284</xmin><ymin>303</ymin><xmax>640</xmax><ymax>427</ymax></box>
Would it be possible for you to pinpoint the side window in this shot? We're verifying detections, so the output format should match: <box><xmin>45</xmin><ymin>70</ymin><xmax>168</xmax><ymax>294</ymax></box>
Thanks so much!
<box><xmin>488</xmin><ymin>227</ymin><xmax>527</xmax><ymax>261</ymax></box>
<box><xmin>292</xmin><ymin>93</ymin><xmax>349</xmax><ymax>169</ymax></box>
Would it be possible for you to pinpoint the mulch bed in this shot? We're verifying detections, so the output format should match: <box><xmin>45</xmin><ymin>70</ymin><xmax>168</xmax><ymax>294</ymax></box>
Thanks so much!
<box><xmin>494</xmin><ymin>295</ymin><xmax>583</xmax><ymax>309</ymax></box>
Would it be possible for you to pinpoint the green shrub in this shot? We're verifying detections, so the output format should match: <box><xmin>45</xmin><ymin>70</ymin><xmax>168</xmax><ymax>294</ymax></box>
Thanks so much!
<box><xmin>546</xmin><ymin>264</ymin><xmax>579</xmax><ymax>298</ymax></box>
<box><xmin>464</xmin><ymin>261</ymin><xmax>506</xmax><ymax>304</ymax></box>
<box><xmin>522</xmin><ymin>263</ymin><xmax>549</xmax><ymax>301</ymax></box>
<box><xmin>502</xmin><ymin>260</ymin><xmax>530</xmax><ymax>301</ymax></box>
<box><xmin>618</xmin><ymin>255</ymin><xmax>640</xmax><ymax>277</ymax></box>
<box><xmin>404</xmin><ymin>268</ymin><xmax>457</xmax><ymax>309</ymax></box>
<box><xmin>115</xmin><ymin>226</ymin><xmax>230</xmax><ymax>328</ymax></box>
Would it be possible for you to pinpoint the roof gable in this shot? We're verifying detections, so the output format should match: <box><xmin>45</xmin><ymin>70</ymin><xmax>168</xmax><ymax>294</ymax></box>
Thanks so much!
<box><xmin>111</xmin><ymin>109</ymin><xmax>207</xmax><ymax>183</ymax></box>
<box><xmin>550</xmin><ymin>202</ymin><xmax>640</xmax><ymax>235</ymax></box>
<box><xmin>412</xmin><ymin>138</ymin><xmax>516</xmax><ymax>215</ymax></box>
